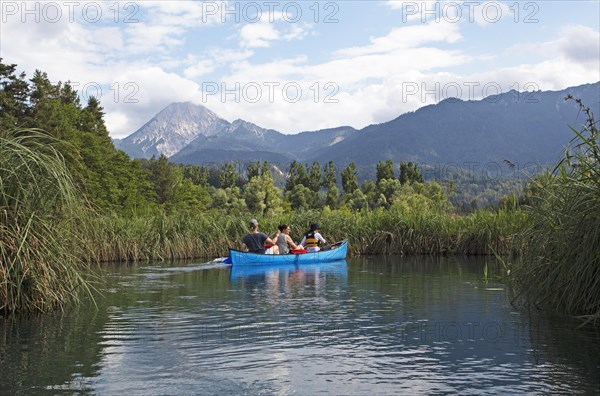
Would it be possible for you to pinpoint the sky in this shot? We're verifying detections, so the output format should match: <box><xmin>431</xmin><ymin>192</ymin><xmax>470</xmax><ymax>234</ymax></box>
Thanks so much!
<box><xmin>1</xmin><ymin>0</ymin><xmax>599</xmax><ymax>138</ymax></box>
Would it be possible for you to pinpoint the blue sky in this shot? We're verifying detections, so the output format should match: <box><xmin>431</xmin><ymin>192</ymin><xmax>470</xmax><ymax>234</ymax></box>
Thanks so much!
<box><xmin>1</xmin><ymin>1</ymin><xmax>599</xmax><ymax>138</ymax></box>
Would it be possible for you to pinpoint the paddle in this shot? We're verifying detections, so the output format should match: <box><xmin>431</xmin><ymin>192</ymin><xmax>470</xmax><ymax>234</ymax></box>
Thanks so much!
<box><xmin>321</xmin><ymin>240</ymin><xmax>345</xmax><ymax>251</ymax></box>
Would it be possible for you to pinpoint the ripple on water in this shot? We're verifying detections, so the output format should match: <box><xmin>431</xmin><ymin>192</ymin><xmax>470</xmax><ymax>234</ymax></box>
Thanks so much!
<box><xmin>4</xmin><ymin>257</ymin><xmax>600</xmax><ymax>395</ymax></box>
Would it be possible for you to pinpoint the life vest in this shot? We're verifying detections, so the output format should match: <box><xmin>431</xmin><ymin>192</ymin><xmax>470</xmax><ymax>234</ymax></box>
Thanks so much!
<box><xmin>304</xmin><ymin>231</ymin><xmax>320</xmax><ymax>248</ymax></box>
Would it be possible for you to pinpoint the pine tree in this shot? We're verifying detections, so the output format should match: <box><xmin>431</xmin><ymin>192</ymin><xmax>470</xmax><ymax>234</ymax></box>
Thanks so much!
<box><xmin>322</xmin><ymin>160</ymin><xmax>337</xmax><ymax>189</ymax></box>
<box><xmin>247</xmin><ymin>161</ymin><xmax>260</xmax><ymax>181</ymax></box>
<box><xmin>376</xmin><ymin>160</ymin><xmax>395</xmax><ymax>183</ymax></box>
<box><xmin>308</xmin><ymin>161</ymin><xmax>322</xmax><ymax>192</ymax></box>
<box><xmin>0</xmin><ymin>60</ymin><xmax>30</xmax><ymax>130</ymax></box>
<box><xmin>149</xmin><ymin>155</ymin><xmax>182</xmax><ymax>205</ymax></box>
<box><xmin>341</xmin><ymin>162</ymin><xmax>359</xmax><ymax>194</ymax></box>
<box><xmin>399</xmin><ymin>161</ymin><xmax>424</xmax><ymax>185</ymax></box>
<box><xmin>219</xmin><ymin>162</ymin><xmax>238</xmax><ymax>189</ymax></box>
<box><xmin>323</xmin><ymin>160</ymin><xmax>339</xmax><ymax>208</ymax></box>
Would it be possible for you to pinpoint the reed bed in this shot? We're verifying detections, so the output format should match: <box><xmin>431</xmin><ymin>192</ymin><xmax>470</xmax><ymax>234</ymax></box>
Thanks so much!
<box><xmin>77</xmin><ymin>206</ymin><xmax>528</xmax><ymax>263</ymax></box>
<box><xmin>0</xmin><ymin>130</ymin><xmax>92</xmax><ymax>314</ymax></box>
<box><xmin>514</xmin><ymin>100</ymin><xmax>600</xmax><ymax>325</ymax></box>
<box><xmin>515</xmin><ymin>176</ymin><xmax>600</xmax><ymax>325</ymax></box>
<box><xmin>75</xmin><ymin>211</ymin><xmax>250</xmax><ymax>262</ymax></box>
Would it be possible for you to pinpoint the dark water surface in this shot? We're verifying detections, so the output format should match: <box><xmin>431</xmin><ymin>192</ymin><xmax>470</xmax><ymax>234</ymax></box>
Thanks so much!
<box><xmin>1</xmin><ymin>256</ymin><xmax>599</xmax><ymax>395</ymax></box>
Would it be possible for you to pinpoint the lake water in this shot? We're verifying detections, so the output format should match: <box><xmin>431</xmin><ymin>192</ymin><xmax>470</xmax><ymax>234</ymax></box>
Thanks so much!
<box><xmin>1</xmin><ymin>256</ymin><xmax>599</xmax><ymax>395</ymax></box>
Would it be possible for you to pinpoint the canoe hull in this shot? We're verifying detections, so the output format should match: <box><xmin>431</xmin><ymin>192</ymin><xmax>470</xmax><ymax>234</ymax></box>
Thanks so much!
<box><xmin>229</xmin><ymin>241</ymin><xmax>348</xmax><ymax>266</ymax></box>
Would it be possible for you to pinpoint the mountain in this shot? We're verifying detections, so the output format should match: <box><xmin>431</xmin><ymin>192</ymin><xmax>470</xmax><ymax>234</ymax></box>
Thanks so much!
<box><xmin>117</xmin><ymin>82</ymin><xmax>600</xmax><ymax>174</ymax></box>
<box><xmin>169</xmin><ymin>120</ymin><xmax>357</xmax><ymax>166</ymax></box>
<box><xmin>310</xmin><ymin>82</ymin><xmax>600</xmax><ymax>170</ymax></box>
<box><xmin>170</xmin><ymin>119</ymin><xmax>289</xmax><ymax>164</ymax></box>
<box><xmin>115</xmin><ymin>102</ymin><xmax>229</xmax><ymax>158</ymax></box>
<box><xmin>116</xmin><ymin>102</ymin><xmax>357</xmax><ymax>164</ymax></box>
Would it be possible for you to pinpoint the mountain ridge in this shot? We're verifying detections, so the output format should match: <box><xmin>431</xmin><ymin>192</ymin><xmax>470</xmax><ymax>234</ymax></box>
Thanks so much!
<box><xmin>116</xmin><ymin>82</ymin><xmax>600</xmax><ymax>172</ymax></box>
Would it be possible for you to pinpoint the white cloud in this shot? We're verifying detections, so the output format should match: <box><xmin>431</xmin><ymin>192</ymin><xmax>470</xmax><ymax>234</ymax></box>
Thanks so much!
<box><xmin>209</xmin><ymin>48</ymin><xmax>255</xmax><ymax>64</ymax></box>
<box><xmin>555</xmin><ymin>25</ymin><xmax>600</xmax><ymax>65</ymax></box>
<box><xmin>283</xmin><ymin>23</ymin><xmax>312</xmax><ymax>41</ymax></box>
<box><xmin>2</xmin><ymin>0</ymin><xmax>598</xmax><ymax>139</ymax></box>
<box><xmin>104</xmin><ymin>67</ymin><xmax>204</xmax><ymax>137</ymax></box>
<box><xmin>125</xmin><ymin>23</ymin><xmax>186</xmax><ymax>54</ymax></box>
<box><xmin>238</xmin><ymin>17</ymin><xmax>313</xmax><ymax>48</ymax></box>
<box><xmin>239</xmin><ymin>22</ymin><xmax>280</xmax><ymax>48</ymax></box>
<box><xmin>335</xmin><ymin>22</ymin><xmax>462</xmax><ymax>57</ymax></box>
<box><xmin>506</xmin><ymin>24</ymin><xmax>600</xmax><ymax>77</ymax></box>
<box><xmin>192</xmin><ymin>17</ymin><xmax>598</xmax><ymax>134</ymax></box>
<box><xmin>138</xmin><ymin>1</ymin><xmax>223</xmax><ymax>27</ymax></box>
<box><xmin>184</xmin><ymin>59</ymin><xmax>215</xmax><ymax>79</ymax></box>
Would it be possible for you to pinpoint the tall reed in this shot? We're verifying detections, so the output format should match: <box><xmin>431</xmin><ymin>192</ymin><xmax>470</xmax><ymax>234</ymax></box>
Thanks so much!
<box><xmin>0</xmin><ymin>129</ymin><xmax>92</xmax><ymax>314</ymax></box>
<box><xmin>72</xmin><ymin>205</ymin><xmax>527</xmax><ymax>264</ymax></box>
<box><xmin>515</xmin><ymin>99</ymin><xmax>600</xmax><ymax>325</ymax></box>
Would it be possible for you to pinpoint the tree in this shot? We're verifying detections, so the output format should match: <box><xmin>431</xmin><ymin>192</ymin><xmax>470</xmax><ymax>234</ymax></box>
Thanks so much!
<box><xmin>0</xmin><ymin>61</ymin><xmax>157</xmax><ymax>211</ymax></box>
<box><xmin>399</xmin><ymin>161</ymin><xmax>424</xmax><ymax>185</ymax></box>
<box><xmin>243</xmin><ymin>177</ymin><xmax>267</xmax><ymax>214</ymax></box>
<box><xmin>285</xmin><ymin>183</ymin><xmax>317</xmax><ymax>211</ymax></box>
<box><xmin>285</xmin><ymin>160</ymin><xmax>309</xmax><ymax>192</ymax></box>
<box><xmin>29</xmin><ymin>70</ymin><xmax>58</xmax><ymax>109</ymax></box>
<box><xmin>345</xmin><ymin>188</ymin><xmax>368</xmax><ymax>211</ymax></box>
<box><xmin>181</xmin><ymin>164</ymin><xmax>209</xmax><ymax>187</ymax></box>
<box><xmin>0</xmin><ymin>60</ymin><xmax>30</xmax><ymax>130</ymax></box>
<box><xmin>260</xmin><ymin>161</ymin><xmax>283</xmax><ymax>215</ymax></box>
<box><xmin>211</xmin><ymin>186</ymin><xmax>247</xmax><ymax>213</ymax></box>
<box><xmin>377</xmin><ymin>178</ymin><xmax>402</xmax><ymax>208</ymax></box>
<box><xmin>322</xmin><ymin>160</ymin><xmax>337</xmax><ymax>189</ymax></box>
<box><xmin>244</xmin><ymin>164</ymin><xmax>283</xmax><ymax>216</ymax></box>
<box><xmin>149</xmin><ymin>155</ymin><xmax>182</xmax><ymax>205</ymax></box>
<box><xmin>173</xmin><ymin>179</ymin><xmax>211</xmax><ymax>211</ymax></box>
<box><xmin>376</xmin><ymin>160</ymin><xmax>395</xmax><ymax>183</ymax></box>
<box><xmin>247</xmin><ymin>161</ymin><xmax>260</xmax><ymax>181</ymax></box>
<box><xmin>80</xmin><ymin>96</ymin><xmax>107</xmax><ymax>138</ymax></box>
<box><xmin>325</xmin><ymin>185</ymin><xmax>340</xmax><ymax>209</ymax></box>
<box><xmin>219</xmin><ymin>162</ymin><xmax>238</xmax><ymax>189</ymax></box>
<box><xmin>341</xmin><ymin>162</ymin><xmax>359</xmax><ymax>194</ymax></box>
<box><xmin>260</xmin><ymin>161</ymin><xmax>271</xmax><ymax>178</ymax></box>
<box><xmin>361</xmin><ymin>180</ymin><xmax>378</xmax><ymax>209</ymax></box>
<box><xmin>308</xmin><ymin>161</ymin><xmax>322</xmax><ymax>192</ymax></box>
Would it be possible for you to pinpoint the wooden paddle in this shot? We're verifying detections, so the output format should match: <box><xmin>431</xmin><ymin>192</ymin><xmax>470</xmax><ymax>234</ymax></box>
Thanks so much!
<box><xmin>322</xmin><ymin>240</ymin><xmax>345</xmax><ymax>250</ymax></box>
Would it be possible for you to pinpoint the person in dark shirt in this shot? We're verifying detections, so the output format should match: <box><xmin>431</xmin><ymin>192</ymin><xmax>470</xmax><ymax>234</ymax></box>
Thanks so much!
<box><xmin>242</xmin><ymin>219</ymin><xmax>279</xmax><ymax>254</ymax></box>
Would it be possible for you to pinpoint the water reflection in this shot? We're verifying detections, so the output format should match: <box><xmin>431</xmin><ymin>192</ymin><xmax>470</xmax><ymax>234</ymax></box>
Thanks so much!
<box><xmin>230</xmin><ymin>259</ymin><xmax>347</xmax><ymax>280</ymax></box>
<box><xmin>0</xmin><ymin>256</ymin><xmax>598</xmax><ymax>394</ymax></box>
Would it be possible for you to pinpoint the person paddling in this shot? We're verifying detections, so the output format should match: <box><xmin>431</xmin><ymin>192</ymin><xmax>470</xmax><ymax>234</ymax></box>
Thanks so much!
<box><xmin>275</xmin><ymin>224</ymin><xmax>302</xmax><ymax>254</ymax></box>
<box><xmin>242</xmin><ymin>219</ymin><xmax>279</xmax><ymax>254</ymax></box>
<box><xmin>300</xmin><ymin>223</ymin><xmax>326</xmax><ymax>252</ymax></box>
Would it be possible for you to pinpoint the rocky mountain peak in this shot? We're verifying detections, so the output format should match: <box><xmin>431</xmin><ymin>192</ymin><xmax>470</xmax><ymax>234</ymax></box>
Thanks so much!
<box><xmin>115</xmin><ymin>102</ymin><xmax>230</xmax><ymax>158</ymax></box>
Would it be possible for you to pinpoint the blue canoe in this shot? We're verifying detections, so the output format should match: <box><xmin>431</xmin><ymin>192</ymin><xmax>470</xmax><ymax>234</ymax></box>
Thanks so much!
<box><xmin>229</xmin><ymin>240</ymin><xmax>348</xmax><ymax>266</ymax></box>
